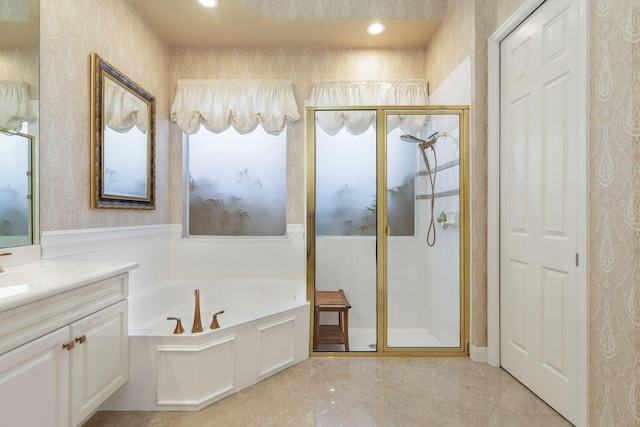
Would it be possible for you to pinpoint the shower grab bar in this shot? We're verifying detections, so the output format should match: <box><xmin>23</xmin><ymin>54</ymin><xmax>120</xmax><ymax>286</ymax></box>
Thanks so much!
<box><xmin>415</xmin><ymin>189</ymin><xmax>459</xmax><ymax>200</ymax></box>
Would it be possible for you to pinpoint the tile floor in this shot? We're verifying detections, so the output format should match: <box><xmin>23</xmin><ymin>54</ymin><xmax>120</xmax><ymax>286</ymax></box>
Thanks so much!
<box><xmin>84</xmin><ymin>357</ymin><xmax>573</xmax><ymax>427</ymax></box>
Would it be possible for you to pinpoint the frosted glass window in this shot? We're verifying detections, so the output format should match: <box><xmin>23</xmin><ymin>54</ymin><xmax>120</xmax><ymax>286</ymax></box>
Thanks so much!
<box><xmin>315</xmin><ymin>124</ymin><xmax>415</xmax><ymax>236</ymax></box>
<box><xmin>0</xmin><ymin>133</ymin><xmax>30</xmax><ymax>237</ymax></box>
<box><xmin>188</xmin><ymin>126</ymin><xmax>286</xmax><ymax>236</ymax></box>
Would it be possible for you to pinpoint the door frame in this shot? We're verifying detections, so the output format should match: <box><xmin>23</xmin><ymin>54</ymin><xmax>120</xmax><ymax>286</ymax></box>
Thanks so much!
<box><xmin>486</xmin><ymin>0</ymin><xmax>589</xmax><ymax>425</ymax></box>
<box><xmin>306</xmin><ymin>105</ymin><xmax>470</xmax><ymax>357</ymax></box>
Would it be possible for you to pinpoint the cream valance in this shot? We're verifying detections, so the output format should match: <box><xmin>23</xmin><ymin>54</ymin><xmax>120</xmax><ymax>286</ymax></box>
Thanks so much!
<box><xmin>170</xmin><ymin>79</ymin><xmax>301</xmax><ymax>135</ymax></box>
<box><xmin>310</xmin><ymin>80</ymin><xmax>430</xmax><ymax>135</ymax></box>
<box><xmin>104</xmin><ymin>77</ymin><xmax>148</xmax><ymax>133</ymax></box>
<box><xmin>0</xmin><ymin>81</ymin><xmax>36</xmax><ymax>131</ymax></box>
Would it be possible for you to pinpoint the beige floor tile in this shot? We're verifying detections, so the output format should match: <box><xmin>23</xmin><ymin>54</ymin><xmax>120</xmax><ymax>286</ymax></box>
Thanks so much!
<box><xmin>84</xmin><ymin>357</ymin><xmax>572</xmax><ymax>427</ymax></box>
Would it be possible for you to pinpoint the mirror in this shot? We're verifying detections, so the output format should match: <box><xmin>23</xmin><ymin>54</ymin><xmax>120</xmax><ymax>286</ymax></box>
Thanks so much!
<box><xmin>0</xmin><ymin>0</ymin><xmax>39</xmax><ymax>249</ymax></box>
<box><xmin>0</xmin><ymin>128</ymin><xmax>35</xmax><ymax>248</ymax></box>
<box><xmin>90</xmin><ymin>53</ymin><xmax>156</xmax><ymax>209</ymax></box>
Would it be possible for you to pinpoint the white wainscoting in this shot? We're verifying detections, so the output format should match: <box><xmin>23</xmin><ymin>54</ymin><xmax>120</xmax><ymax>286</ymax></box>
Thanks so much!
<box><xmin>41</xmin><ymin>224</ymin><xmax>180</xmax><ymax>295</ymax></box>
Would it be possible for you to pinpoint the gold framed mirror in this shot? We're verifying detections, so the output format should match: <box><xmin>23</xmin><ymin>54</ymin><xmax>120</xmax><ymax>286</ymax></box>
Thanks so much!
<box><xmin>90</xmin><ymin>53</ymin><xmax>155</xmax><ymax>209</ymax></box>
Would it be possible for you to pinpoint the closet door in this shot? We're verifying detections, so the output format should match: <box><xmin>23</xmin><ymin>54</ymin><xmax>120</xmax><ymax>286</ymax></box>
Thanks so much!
<box><xmin>499</xmin><ymin>0</ymin><xmax>580</xmax><ymax>422</ymax></box>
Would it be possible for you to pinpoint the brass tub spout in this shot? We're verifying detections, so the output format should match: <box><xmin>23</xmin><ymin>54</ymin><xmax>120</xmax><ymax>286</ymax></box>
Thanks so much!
<box><xmin>210</xmin><ymin>310</ymin><xmax>225</xmax><ymax>329</ymax></box>
<box><xmin>167</xmin><ymin>317</ymin><xmax>184</xmax><ymax>334</ymax></box>
<box><xmin>192</xmin><ymin>289</ymin><xmax>203</xmax><ymax>333</ymax></box>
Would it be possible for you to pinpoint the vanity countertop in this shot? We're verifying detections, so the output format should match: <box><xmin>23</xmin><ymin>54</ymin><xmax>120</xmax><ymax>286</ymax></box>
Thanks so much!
<box><xmin>0</xmin><ymin>260</ymin><xmax>138</xmax><ymax>313</ymax></box>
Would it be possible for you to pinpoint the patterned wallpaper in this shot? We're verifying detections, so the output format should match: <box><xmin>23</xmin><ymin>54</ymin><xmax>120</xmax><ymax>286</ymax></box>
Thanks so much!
<box><xmin>39</xmin><ymin>0</ymin><xmax>171</xmax><ymax>230</ymax></box>
<box><xmin>168</xmin><ymin>46</ymin><xmax>427</xmax><ymax>225</ymax></box>
<box><xmin>0</xmin><ymin>47</ymin><xmax>38</xmax><ymax>93</ymax></box>
<box><xmin>589</xmin><ymin>0</ymin><xmax>638</xmax><ymax>424</ymax></box>
<box><xmin>424</xmin><ymin>0</ymin><xmax>473</xmax><ymax>92</ymax></box>
<box><xmin>31</xmin><ymin>0</ymin><xmax>640</xmax><ymax>424</ymax></box>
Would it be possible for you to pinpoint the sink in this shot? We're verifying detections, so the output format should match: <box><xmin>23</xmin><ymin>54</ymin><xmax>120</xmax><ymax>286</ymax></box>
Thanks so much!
<box><xmin>0</xmin><ymin>268</ymin><xmax>74</xmax><ymax>300</ymax></box>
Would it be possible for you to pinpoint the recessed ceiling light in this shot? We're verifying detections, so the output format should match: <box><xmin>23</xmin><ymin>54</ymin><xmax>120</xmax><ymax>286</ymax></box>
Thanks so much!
<box><xmin>367</xmin><ymin>22</ymin><xmax>385</xmax><ymax>35</ymax></box>
<box><xmin>196</xmin><ymin>0</ymin><xmax>218</xmax><ymax>8</ymax></box>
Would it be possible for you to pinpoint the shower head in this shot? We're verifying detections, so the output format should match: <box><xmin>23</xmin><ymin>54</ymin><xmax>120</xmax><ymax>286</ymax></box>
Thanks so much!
<box><xmin>400</xmin><ymin>132</ymin><xmax>443</xmax><ymax>149</ymax></box>
<box><xmin>399</xmin><ymin>134</ymin><xmax>426</xmax><ymax>144</ymax></box>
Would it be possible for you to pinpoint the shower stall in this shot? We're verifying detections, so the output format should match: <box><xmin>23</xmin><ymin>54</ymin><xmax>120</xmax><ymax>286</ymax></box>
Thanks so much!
<box><xmin>306</xmin><ymin>106</ymin><xmax>469</xmax><ymax>355</ymax></box>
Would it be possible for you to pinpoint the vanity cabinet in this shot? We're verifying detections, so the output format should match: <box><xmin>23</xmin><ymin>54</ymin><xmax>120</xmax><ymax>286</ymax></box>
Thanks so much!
<box><xmin>0</xmin><ymin>326</ymin><xmax>70</xmax><ymax>427</ymax></box>
<box><xmin>0</xmin><ymin>267</ymin><xmax>134</xmax><ymax>427</ymax></box>
<box><xmin>70</xmin><ymin>300</ymin><xmax>128</xmax><ymax>426</ymax></box>
<box><xmin>0</xmin><ymin>300</ymin><xmax>127</xmax><ymax>427</ymax></box>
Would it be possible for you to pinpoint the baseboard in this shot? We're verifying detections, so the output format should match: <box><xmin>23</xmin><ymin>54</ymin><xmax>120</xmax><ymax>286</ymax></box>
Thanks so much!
<box><xmin>469</xmin><ymin>345</ymin><xmax>488</xmax><ymax>363</ymax></box>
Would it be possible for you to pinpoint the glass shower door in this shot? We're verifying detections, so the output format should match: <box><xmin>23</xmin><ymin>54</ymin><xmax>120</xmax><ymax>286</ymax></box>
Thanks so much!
<box><xmin>308</xmin><ymin>106</ymin><xmax>468</xmax><ymax>355</ymax></box>
<box><xmin>312</xmin><ymin>110</ymin><xmax>378</xmax><ymax>352</ymax></box>
<box><xmin>385</xmin><ymin>112</ymin><xmax>462</xmax><ymax>349</ymax></box>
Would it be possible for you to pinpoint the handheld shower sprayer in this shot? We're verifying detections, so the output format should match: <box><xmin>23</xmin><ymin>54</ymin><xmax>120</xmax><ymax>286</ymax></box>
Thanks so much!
<box><xmin>399</xmin><ymin>132</ymin><xmax>446</xmax><ymax>247</ymax></box>
<box><xmin>399</xmin><ymin>132</ymin><xmax>445</xmax><ymax>149</ymax></box>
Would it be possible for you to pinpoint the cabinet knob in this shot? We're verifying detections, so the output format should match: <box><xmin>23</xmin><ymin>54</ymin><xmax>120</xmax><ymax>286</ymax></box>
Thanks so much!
<box><xmin>62</xmin><ymin>341</ymin><xmax>75</xmax><ymax>351</ymax></box>
<box><xmin>75</xmin><ymin>335</ymin><xmax>87</xmax><ymax>344</ymax></box>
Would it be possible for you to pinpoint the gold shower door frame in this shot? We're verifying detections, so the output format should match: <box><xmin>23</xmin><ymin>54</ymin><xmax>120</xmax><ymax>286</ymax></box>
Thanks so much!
<box><xmin>306</xmin><ymin>105</ymin><xmax>470</xmax><ymax>357</ymax></box>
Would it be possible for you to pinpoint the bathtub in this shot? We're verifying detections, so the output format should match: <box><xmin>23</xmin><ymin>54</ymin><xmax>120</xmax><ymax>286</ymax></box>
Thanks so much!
<box><xmin>102</xmin><ymin>278</ymin><xmax>310</xmax><ymax>411</ymax></box>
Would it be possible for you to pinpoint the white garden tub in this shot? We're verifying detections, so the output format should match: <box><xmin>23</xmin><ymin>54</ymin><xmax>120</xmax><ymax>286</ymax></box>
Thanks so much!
<box><xmin>102</xmin><ymin>278</ymin><xmax>310</xmax><ymax>411</ymax></box>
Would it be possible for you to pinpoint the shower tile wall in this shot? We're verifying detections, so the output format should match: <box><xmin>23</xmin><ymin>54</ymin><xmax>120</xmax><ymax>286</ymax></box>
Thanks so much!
<box><xmin>315</xmin><ymin>237</ymin><xmax>377</xmax><ymax>329</ymax></box>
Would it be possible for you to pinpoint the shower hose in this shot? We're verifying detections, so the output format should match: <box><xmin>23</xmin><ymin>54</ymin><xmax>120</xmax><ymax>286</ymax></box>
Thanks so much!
<box><xmin>418</xmin><ymin>144</ymin><xmax>437</xmax><ymax>247</ymax></box>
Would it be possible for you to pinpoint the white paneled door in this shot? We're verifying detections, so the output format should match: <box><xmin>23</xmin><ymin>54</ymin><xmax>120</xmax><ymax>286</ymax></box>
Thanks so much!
<box><xmin>499</xmin><ymin>0</ymin><xmax>580</xmax><ymax>424</ymax></box>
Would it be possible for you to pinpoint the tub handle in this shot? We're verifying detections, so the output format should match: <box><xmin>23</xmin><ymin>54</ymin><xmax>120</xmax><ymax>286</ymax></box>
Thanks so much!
<box><xmin>210</xmin><ymin>310</ymin><xmax>225</xmax><ymax>330</ymax></box>
<box><xmin>167</xmin><ymin>317</ymin><xmax>185</xmax><ymax>334</ymax></box>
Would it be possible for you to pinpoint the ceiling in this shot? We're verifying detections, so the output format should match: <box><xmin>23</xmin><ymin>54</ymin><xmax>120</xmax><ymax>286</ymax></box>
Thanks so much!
<box><xmin>129</xmin><ymin>0</ymin><xmax>442</xmax><ymax>48</ymax></box>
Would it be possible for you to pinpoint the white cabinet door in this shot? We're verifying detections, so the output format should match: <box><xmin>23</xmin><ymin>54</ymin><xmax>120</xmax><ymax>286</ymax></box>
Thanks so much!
<box><xmin>69</xmin><ymin>300</ymin><xmax>128</xmax><ymax>427</ymax></box>
<box><xmin>499</xmin><ymin>0</ymin><xmax>580</xmax><ymax>423</ymax></box>
<box><xmin>0</xmin><ymin>326</ymin><xmax>70</xmax><ymax>427</ymax></box>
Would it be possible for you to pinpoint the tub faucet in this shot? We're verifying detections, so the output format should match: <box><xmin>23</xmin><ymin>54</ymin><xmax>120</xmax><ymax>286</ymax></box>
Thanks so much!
<box><xmin>0</xmin><ymin>252</ymin><xmax>12</xmax><ymax>273</ymax></box>
<box><xmin>192</xmin><ymin>289</ymin><xmax>203</xmax><ymax>333</ymax></box>
<box><xmin>167</xmin><ymin>317</ymin><xmax>184</xmax><ymax>334</ymax></box>
<box><xmin>210</xmin><ymin>310</ymin><xmax>225</xmax><ymax>329</ymax></box>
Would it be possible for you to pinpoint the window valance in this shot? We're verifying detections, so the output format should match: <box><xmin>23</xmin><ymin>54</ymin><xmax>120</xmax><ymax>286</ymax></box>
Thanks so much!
<box><xmin>170</xmin><ymin>79</ymin><xmax>301</xmax><ymax>135</ymax></box>
<box><xmin>310</xmin><ymin>80</ymin><xmax>430</xmax><ymax>136</ymax></box>
<box><xmin>0</xmin><ymin>81</ymin><xmax>36</xmax><ymax>131</ymax></box>
<box><xmin>104</xmin><ymin>77</ymin><xmax>148</xmax><ymax>133</ymax></box>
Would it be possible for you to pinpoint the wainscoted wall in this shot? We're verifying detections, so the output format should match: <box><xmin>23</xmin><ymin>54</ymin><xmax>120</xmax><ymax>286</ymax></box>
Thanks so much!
<box><xmin>40</xmin><ymin>224</ymin><xmax>179</xmax><ymax>295</ymax></box>
<box><xmin>39</xmin><ymin>0</ymin><xmax>171</xmax><ymax>231</ymax></box>
<box><xmin>39</xmin><ymin>223</ymin><xmax>305</xmax><ymax>297</ymax></box>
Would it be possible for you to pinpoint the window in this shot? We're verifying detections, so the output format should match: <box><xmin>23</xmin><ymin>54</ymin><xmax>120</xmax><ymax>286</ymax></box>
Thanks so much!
<box><xmin>187</xmin><ymin>126</ymin><xmax>286</xmax><ymax>236</ymax></box>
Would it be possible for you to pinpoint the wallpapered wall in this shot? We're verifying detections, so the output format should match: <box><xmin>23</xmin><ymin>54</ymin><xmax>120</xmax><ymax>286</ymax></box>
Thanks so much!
<box><xmin>426</xmin><ymin>0</ymin><xmax>639</xmax><ymax>424</ymax></box>
<box><xmin>589</xmin><ymin>0</ymin><xmax>638</xmax><ymax>424</ymax></box>
<box><xmin>167</xmin><ymin>47</ymin><xmax>428</xmax><ymax>225</ymax></box>
<box><xmin>36</xmin><ymin>0</ymin><xmax>638</xmax><ymax>424</ymax></box>
<box><xmin>0</xmin><ymin>47</ymin><xmax>38</xmax><ymax>93</ymax></box>
<box><xmin>40</xmin><ymin>0</ymin><xmax>171</xmax><ymax>230</ymax></box>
